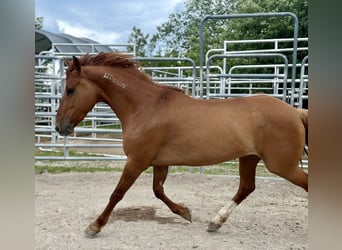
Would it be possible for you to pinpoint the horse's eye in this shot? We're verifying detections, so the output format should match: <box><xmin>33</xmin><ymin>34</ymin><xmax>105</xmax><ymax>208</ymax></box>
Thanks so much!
<box><xmin>66</xmin><ymin>88</ymin><xmax>75</xmax><ymax>96</ymax></box>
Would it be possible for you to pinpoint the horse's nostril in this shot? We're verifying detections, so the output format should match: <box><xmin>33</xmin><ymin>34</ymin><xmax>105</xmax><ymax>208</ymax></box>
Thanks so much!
<box><xmin>55</xmin><ymin>124</ymin><xmax>60</xmax><ymax>132</ymax></box>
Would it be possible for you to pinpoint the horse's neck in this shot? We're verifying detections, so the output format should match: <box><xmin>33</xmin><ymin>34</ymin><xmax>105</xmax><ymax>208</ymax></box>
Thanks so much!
<box><xmin>85</xmin><ymin>66</ymin><xmax>158</xmax><ymax>124</ymax></box>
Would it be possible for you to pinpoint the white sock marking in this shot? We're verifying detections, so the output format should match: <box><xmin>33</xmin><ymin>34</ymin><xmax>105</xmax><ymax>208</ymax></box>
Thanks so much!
<box><xmin>211</xmin><ymin>200</ymin><xmax>238</xmax><ymax>225</ymax></box>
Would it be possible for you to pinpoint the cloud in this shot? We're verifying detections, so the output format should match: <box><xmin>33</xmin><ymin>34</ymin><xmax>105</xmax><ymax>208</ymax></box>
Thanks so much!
<box><xmin>56</xmin><ymin>20</ymin><xmax>121</xmax><ymax>44</ymax></box>
<box><xmin>37</xmin><ymin>0</ymin><xmax>186</xmax><ymax>44</ymax></box>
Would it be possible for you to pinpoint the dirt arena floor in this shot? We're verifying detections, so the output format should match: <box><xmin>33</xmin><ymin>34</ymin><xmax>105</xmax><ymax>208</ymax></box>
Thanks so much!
<box><xmin>35</xmin><ymin>170</ymin><xmax>308</xmax><ymax>250</ymax></box>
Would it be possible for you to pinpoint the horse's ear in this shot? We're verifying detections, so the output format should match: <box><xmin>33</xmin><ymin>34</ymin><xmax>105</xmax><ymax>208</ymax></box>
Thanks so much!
<box><xmin>63</xmin><ymin>57</ymin><xmax>71</xmax><ymax>67</ymax></box>
<box><xmin>72</xmin><ymin>56</ymin><xmax>81</xmax><ymax>71</ymax></box>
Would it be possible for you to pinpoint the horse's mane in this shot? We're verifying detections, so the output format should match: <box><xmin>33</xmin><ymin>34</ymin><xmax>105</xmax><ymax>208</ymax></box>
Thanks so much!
<box><xmin>79</xmin><ymin>52</ymin><xmax>138</xmax><ymax>68</ymax></box>
<box><xmin>78</xmin><ymin>52</ymin><xmax>185</xmax><ymax>94</ymax></box>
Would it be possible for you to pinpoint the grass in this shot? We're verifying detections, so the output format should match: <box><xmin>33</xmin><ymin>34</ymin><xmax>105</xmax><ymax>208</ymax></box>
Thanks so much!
<box><xmin>35</xmin><ymin>160</ymin><xmax>279</xmax><ymax>178</ymax></box>
<box><xmin>35</xmin><ymin>149</ymin><xmax>305</xmax><ymax>177</ymax></box>
<box><xmin>35</xmin><ymin>165</ymin><xmax>124</xmax><ymax>174</ymax></box>
<box><xmin>35</xmin><ymin>150</ymin><xmax>104</xmax><ymax>157</ymax></box>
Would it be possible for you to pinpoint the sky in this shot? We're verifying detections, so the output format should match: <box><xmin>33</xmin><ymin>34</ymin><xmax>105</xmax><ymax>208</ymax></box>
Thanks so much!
<box><xmin>35</xmin><ymin>0</ymin><xmax>185</xmax><ymax>44</ymax></box>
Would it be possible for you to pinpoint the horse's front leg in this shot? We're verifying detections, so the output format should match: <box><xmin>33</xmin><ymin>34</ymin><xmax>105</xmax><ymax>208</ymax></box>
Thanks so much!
<box><xmin>85</xmin><ymin>159</ymin><xmax>148</xmax><ymax>237</ymax></box>
<box><xmin>153</xmin><ymin>166</ymin><xmax>192</xmax><ymax>222</ymax></box>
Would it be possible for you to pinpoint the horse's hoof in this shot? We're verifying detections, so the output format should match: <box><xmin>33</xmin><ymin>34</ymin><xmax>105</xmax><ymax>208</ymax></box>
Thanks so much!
<box><xmin>207</xmin><ymin>222</ymin><xmax>221</xmax><ymax>232</ymax></box>
<box><xmin>84</xmin><ymin>224</ymin><xmax>100</xmax><ymax>238</ymax></box>
<box><xmin>181</xmin><ymin>207</ymin><xmax>192</xmax><ymax>222</ymax></box>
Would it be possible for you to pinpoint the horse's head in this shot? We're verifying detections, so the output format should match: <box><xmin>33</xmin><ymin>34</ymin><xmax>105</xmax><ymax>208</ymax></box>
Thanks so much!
<box><xmin>55</xmin><ymin>56</ymin><xmax>98</xmax><ymax>136</ymax></box>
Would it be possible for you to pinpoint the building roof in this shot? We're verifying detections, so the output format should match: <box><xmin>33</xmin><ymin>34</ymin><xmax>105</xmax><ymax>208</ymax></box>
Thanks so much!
<box><xmin>35</xmin><ymin>29</ymin><xmax>113</xmax><ymax>55</ymax></box>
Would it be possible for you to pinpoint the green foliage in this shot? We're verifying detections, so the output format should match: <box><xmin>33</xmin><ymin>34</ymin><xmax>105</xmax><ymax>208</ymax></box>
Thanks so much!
<box><xmin>126</xmin><ymin>0</ymin><xmax>308</xmax><ymax>65</ymax></box>
<box><xmin>153</xmin><ymin>0</ymin><xmax>236</xmax><ymax>60</ymax></box>
<box><xmin>35</xmin><ymin>16</ymin><xmax>44</xmax><ymax>30</ymax></box>
<box><xmin>127</xmin><ymin>26</ymin><xmax>150</xmax><ymax>56</ymax></box>
<box><xmin>229</xmin><ymin>0</ymin><xmax>308</xmax><ymax>39</ymax></box>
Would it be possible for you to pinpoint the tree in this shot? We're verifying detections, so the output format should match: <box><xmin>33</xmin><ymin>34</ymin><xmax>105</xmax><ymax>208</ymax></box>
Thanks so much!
<box><xmin>225</xmin><ymin>0</ymin><xmax>308</xmax><ymax>68</ymax></box>
<box><xmin>127</xmin><ymin>26</ymin><xmax>150</xmax><ymax>57</ymax></box>
<box><xmin>153</xmin><ymin>0</ymin><xmax>236</xmax><ymax>60</ymax></box>
<box><xmin>148</xmin><ymin>0</ymin><xmax>307</xmax><ymax>63</ymax></box>
<box><xmin>35</xmin><ymin>16</ymin><xmax>44</xmax><ymax>30</ymax></box>
<box><xmin>231</xmin><ymin>0</ymin><xmax>308</xmax><ymax>38</ymax></box>
<box><xmin>126</xmin><ymin>0</ymin><xmax>308</xmax><ymax>69</ymax></box>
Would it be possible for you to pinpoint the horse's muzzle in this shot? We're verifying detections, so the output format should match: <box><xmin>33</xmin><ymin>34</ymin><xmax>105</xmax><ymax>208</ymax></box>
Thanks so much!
<box><xmin>55</xmin><ymin>122</ymin><xmax>73</xmax><ymax>136</ymax></box>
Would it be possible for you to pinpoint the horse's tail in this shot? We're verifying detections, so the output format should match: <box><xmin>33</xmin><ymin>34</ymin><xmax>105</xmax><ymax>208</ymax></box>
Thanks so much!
<box><xmin>296</xmin><ymin>108</ymin><xmax>308</xmax><ymax>146</ymax></box>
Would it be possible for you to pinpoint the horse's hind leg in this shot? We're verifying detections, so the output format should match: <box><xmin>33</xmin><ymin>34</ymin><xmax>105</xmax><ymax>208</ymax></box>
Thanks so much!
<box><xmin>85</xmin><ymin>159</ymin><xmax>148</xmax><ymax>237</ymax></box>
<box><xmin>265</xmin><ymin>157</ymin><xmax>308</xmax><ymax>192</ymax></box>
<box><xmin>153</xmin><ymin>166</ymin><xmax>192</xmax><ymax>222</ymax></box>
<box><xmin>207</xmin><ymin>155</ymin><xmax>260</xmax><ymax>232</ymax></box>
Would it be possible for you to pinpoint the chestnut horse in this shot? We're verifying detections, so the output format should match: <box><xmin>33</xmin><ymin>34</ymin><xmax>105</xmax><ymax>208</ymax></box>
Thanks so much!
<box><xmin>56</xmin><ymin>52</ymin><xmax>308</xmax><ymax>237</ymax></box>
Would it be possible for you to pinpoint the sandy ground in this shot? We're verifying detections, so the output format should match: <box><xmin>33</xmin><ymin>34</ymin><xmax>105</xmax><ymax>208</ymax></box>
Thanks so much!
<box><xmin>35</xmin><ymin>171</ymin><xmax>308</xmax><ymax>250</ymax></box>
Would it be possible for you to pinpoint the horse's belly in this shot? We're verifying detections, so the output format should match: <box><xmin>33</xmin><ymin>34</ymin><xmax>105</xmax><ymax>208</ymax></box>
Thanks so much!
<box><xmin>151</xmin><ymin>105</ymin><xmax>260</xmax><ymax>166</ymax></box>
<box><xmin>151</xmin><ymin>138</ymin><xmax>250</xmax><ymax>166</ymax></box>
